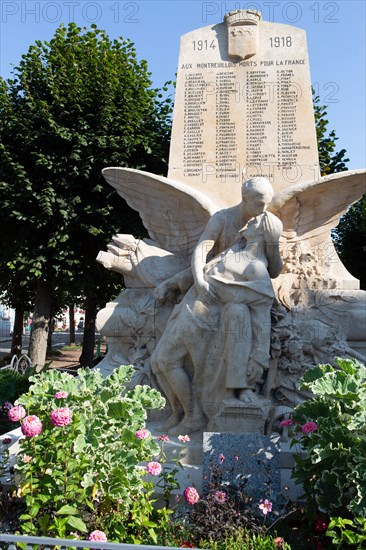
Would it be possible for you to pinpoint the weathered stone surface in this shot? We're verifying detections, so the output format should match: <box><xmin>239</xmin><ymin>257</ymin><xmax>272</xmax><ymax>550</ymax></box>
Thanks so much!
<box><xmin>169</xmin><ymin>10</ymin><xmax>320</xmax><ymax>206</ymax></box>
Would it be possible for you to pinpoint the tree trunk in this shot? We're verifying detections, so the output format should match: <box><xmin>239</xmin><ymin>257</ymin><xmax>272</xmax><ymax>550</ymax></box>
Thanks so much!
<box><xmin>79</xmin><ymin>296</ymin><xmax>97</xmax><ymax>368</ymax></box>
<box><xmin>29</xmin><ymin>280</ymin><xmax>53</xmax><ymax>371</ymax></box>
<box><xmin>47</xmin><ymin>318</ymin><xmax>54</xmax><ymax>353</ymax></box>
<box><xmin>10</xmin><ymin>305</ymin><xmax>25</xmax><ymax>356</ymax></box>
<box><xmin>69</xmin><ymin>304</ymin><xmax>75</xmax><ymax>345</ymax></box>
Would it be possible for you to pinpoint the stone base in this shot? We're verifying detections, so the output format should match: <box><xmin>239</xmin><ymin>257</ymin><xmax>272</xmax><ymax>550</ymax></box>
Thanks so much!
<box><xmin>1</xmin><ymin>427</ymin><xmax>304</xmax><ymax>505</ymax></box>
<box><xmin>208</xmin><ymin>397</ymin><xmax>271</xmax><ymax>433</ymax></box>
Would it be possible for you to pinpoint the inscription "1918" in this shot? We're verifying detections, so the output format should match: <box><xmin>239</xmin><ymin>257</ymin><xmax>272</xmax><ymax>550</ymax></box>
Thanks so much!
<box><xmin>270</xmin><ymin>36</ymin><xmax>293</xmax><ymax>47</ymax></box>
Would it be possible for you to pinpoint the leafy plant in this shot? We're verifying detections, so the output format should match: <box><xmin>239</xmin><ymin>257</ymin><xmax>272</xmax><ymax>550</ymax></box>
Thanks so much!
<box><xmin>0</xmin><ymin>362</ymin><xmax>49</xmax><ymax>435</ymax></box>
<box><xmin>198</xmin><ymin>530</ymin><xmax>292</xmax><ymax>549</ymax></box>
<box><xmin>187</xmin><ymin>451</ymin><xmax>279</xmax><ymax>544</ymax></box>
<box><xmin>155</xmin><ymin>434</ymin><xmax>186</xmax><ymax>508</ymax></box>
<box><xmin>11</xmin><ymin>365</ymin><xmax>172</xmax><ymax>543</ymax></box>
<box><xmin>60</xmin><ymin>344</ymin><xmax>82</xmax><ymax>351</ymax></box>
<box><xmin>326</xmin><ymin>516</ymin><xmax>366</xmax><ymax>549</ymax></box>
<box><xmin>291</xmin><ymin>358</ymin><xmax>366</xmax><ymax>518</ymax></box>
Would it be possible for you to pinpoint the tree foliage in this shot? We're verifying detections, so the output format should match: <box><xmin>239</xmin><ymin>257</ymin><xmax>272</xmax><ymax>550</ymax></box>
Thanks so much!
<box><xmin>0</xmin><ymin>23</ymin><xmax>172</xmax><ymax>365</ymax></box>
<box><xmin>313</xmin><ymin>92</ymin><xmax>349</xmax><ymax>175</ymax></box>
<box><xmin>333</xmin><ymin>197</ymin><xmax>366</xmax><ymax>290</ymax></box>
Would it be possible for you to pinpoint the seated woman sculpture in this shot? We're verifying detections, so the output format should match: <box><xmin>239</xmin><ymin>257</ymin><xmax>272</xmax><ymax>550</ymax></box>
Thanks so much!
<box><xmin>151</xmin><ymin>208</ymin><xmax>283</xmax><ymax>435</ymax></box>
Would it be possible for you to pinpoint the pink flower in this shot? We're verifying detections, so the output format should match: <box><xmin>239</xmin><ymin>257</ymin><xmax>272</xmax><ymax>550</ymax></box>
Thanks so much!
<box><xmin>178</xmin><ymin>434</ymin><xmax>190</xmax><ymax>442</ymax></box>
<box><xmin>21</xmin><ymin>454</ymin><xmax>32</xmax><ymax>463</ymax></box>
<box><xmin>146</xmin><ymin>461</ymin><xmax>162</xmax><ymax>475</ymax></box>
<box><xmin>157</xmin><ymin>434</ymin><xmax>169</xmax><ymax>442</ymax></box>
<box><xmin>274</xmin><ymin>537</ymin><xmax>284</xmax><ymax>548</ymax></box>
<box><xmin>21</xmin><ymin>415</ymin><xmax>43</xmax><ymax>437</ymax></box>
<box><xmin>280</xmin><ymin>418</ymin><xmax>293</xmax><ymax>427</ymax></box>
<box><xmin>234</xmin><ymin>454</ymin><xmax>239</xmax><ymax>461</ymax></box>
<box><xmin>218</xmin><ymin>453</ymin><xmax>225</xmax><ymax>463</ymax></box>
<box><xmin>183</xmin><ymin>486</ymin><xmax>200</xmax><ymax>505</ymax></box>
<box><xmin>50</xmin><ymin>407</ymin><xmax>72</xmax><ymax>427</ymax></box>
<box><xmin>301</xmin><ymin>421</ymin><xmax>318</xmax><ymax>434</ymax></box>
<box><xmin>54</xmin><ymin>391</ymin><xmax>68</xmax><ymax>399</ymax></box>
<box><xmin>214</xmin><ymin>490</ymin><xmax>227</xmax><ymax>503</ymax></box>
<box><xmin>259</xmin><ymin>499</ymin><xmax>272</xmax><ymax>515</ymax></box>
<box><xmin>8</xmin><ymin>405</ymin><xmax>26</xmax><ymax>422</ymax></box>
<box><xmin>88</xmin><ymin>530</ymin><xmax>107</xmax><ymax>542</ymax></box>
<box><xmin>2</xmin><ymin>436</ymin><xmax>12</xmax><ymax>445</ymax></box>
<box><xmin>135</xmin><ymin>428</ymin><xmax>150</xmax><ymax>440</ymax></box>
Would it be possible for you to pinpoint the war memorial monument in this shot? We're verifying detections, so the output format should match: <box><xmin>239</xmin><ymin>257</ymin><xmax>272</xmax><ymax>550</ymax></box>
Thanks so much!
<box><xmin>96</xmin><ymin>10</ymin><xmax>366</xmax><ymax>444</ymax></box>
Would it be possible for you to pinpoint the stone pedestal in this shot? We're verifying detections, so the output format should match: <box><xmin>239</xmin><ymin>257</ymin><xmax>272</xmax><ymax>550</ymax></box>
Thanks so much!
<box><xmin>208</xmin><ymin>397</ymin><xmax>272</xmax><ymax>433</ymax></box>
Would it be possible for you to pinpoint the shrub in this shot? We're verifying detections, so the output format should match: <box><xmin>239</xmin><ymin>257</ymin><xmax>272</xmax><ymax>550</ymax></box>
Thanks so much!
<box><xmin>198</xmin><ymin>530</ymin><xmax>292</xmax><ymax>549</ymax></box>
<box><xmin>290</xmin><ymin>357</ymin><xmax>366</xmax><ymax>534</ymax></box>
<box><xmin>326</xmin><ymin>516</ymin><xmax>366</xmax><ymax>548</ymax></box>
<box><xmin>0</xmin><ymin>362</ymin><xmax>49</xmax><ymax>435</ymax></box>
<box><xmin>10</xmin><ymin>365</ymin><xmax>172</xmax><ymax>543</ymax></box>
<box><xmin>187</xmin><ymin>450</ymin><xmax>283</xmax><ymax>545</ymax></box>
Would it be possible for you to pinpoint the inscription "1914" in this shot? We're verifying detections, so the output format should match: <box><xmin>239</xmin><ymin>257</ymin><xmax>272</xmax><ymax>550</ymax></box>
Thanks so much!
<box><xmin>192</xmin><ymin>40</ymin><xmax>217</xmax><ymax>50</ymax></box>
<box><xmin>270</xmin><ymin>37</ymin><xmax>293</xmax><ymax>47</ymax></box>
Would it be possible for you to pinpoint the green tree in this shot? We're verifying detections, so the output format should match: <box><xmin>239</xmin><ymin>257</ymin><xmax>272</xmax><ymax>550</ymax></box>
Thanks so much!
<box><xmin>333</xmin><ymin>197</ymin><xmax>366</xmax><ymax>290</ymax></box>
<box><xmin>313</xmin><ymin>92</ymin><xmax>349</xmax><ymax>175</ymax></box>
<box><xmin>0</xmin><ymin>23</ymin><xmax>172</xmax><ymax>367</ymax></box>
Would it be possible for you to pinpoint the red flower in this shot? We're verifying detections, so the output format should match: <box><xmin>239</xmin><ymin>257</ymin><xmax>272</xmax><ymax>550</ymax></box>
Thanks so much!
<box><xmin>314</xmin><ymin>515</ymin><xmax>328</xmax><ymax>533</ymax></box>
<box><xmin>181</xmin><ymin>542</ymin><xmax>194</xmax><ymax>548</ymax></box>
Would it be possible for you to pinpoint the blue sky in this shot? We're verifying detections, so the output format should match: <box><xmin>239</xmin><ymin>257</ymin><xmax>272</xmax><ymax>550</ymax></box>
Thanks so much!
<box><xmin>0</xmin><ymin>0</ymin><xmax>365</xmax><ymax>170</ymax></box>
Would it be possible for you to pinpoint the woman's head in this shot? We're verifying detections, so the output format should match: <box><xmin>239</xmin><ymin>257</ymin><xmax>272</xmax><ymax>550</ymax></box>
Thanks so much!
<box><xmin>240</xmin><ymin>211</ymin><xmax>282</xmax><ymax>244</ymax></box>
<box><xmin>239</xmin><ymin>212</ymin><xmax>283</xmax><ymax>278</ymax></box>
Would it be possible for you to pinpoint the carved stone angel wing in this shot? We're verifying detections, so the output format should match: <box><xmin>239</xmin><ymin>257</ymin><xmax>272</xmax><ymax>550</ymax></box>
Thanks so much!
<box><xmin>268</xmin><ymin>169</ymin><xmax>366</xmax><ymax>241</ymax></box>
<box><xmin>102</xmin><ymin>167</ymin><xmax>219</xmax><ymax>258</ymax></box>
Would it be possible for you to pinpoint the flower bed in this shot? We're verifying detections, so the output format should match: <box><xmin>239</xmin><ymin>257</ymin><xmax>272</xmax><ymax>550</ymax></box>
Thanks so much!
<box><xmin>1</xmin><ymin>358</ymin><xmax>366</xmax><ymax>549</ymax></box>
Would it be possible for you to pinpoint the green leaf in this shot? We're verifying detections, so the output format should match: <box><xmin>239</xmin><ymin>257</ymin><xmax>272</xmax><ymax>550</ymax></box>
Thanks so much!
<box><xmin>19</xmin><ymin>514</ymin><xmax>32</xmax><ymax>520</ymax></box>
<box><xmin>66</xmin><ymin>515</ymin><xmax>88</xmax><ymax>532</ymax></box>
<box><xmin>29</xmin><ymin>504</ymin><xmax>41</xmax><ymax>517</ymax></box>
<box><xmin>38</xmin><ymin>514</ymin><xmax>50</xmax><ymax>533</ymax></box>
<box><xmin>74</xmin><ymin>434</ymin><xmax>86</xmax><ymax>453</ymax></box>
<box><xmin>56</xmin><ymin>505</ymin><xmax>79</xmax><ymax>516</ymax></box>
<box><xmin>148</xmin><ymin>527</ymin><xmax>158</xmax><ymax>543</ymax></box>
<box><xmin>108</xmin><ymin>400</ymin><xmax>128</xmax><ymax>420</ymax></box>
